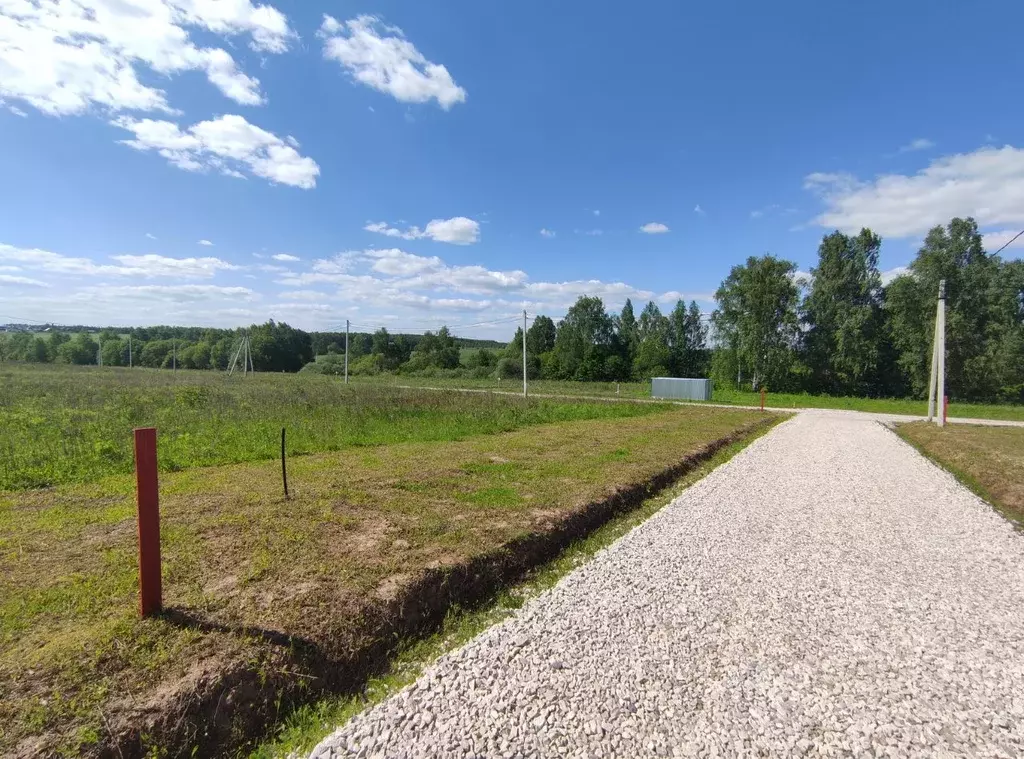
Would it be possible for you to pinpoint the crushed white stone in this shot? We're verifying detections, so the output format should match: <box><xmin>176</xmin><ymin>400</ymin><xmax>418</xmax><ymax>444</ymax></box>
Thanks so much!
<box><xmin>310</xmin><ymin>413</ymin><xmax>1024</xmax><ymax>758</ymax></box>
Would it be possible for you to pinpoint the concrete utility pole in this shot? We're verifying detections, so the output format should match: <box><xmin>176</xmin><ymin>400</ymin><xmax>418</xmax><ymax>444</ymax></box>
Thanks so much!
<box><xmin>522</xmin><ymin>309</ymin><xmax>528</xmax><ymax>398</ymax></box>
<box><xmin>345</xmin><ymin>319</ymin><xmax>349</xmax><ymax>385</ymax></box>
<box><xmin>926</xmin><ymin>279</ymin><xmax>947</xmax><ymax>427</ymax></box>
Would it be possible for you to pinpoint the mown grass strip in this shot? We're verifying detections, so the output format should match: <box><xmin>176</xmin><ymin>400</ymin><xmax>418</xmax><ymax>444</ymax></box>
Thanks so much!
<box><xmin>896</xmin><ymin>422</ymin><xmax>1024</xmax><ymax>529</ymax></box>
<box><xmin>251</xmin><ymin>417</ymin><xmax>783</xmax><ymax>758</ymax></box>
<box><xmin>1</xmin><ymin>405</ymin><xmax>769</xmax><ymax>757</ymax></box>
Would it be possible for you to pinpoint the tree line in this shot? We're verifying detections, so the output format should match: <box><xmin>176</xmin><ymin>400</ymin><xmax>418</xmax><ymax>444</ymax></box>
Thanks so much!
<box><xmin>711</xmin><ymin>217</ymin><xmax>1024</xmax><ymax>402</ymax></box>
<box><xmin>2</xmin><ymin>216</ymin><xmax>1020</xmax><ymax>401</ymax></box>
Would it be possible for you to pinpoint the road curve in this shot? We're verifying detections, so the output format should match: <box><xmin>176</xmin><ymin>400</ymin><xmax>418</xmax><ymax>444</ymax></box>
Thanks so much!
<box><xmin>311</xmin><ymin>413</ymin><xmax>1024</xmax><ymax>758</ymax></box>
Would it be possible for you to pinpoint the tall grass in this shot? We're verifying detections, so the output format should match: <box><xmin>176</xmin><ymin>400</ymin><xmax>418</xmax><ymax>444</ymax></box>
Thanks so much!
<box><xmin>0</xmin><ymin>364</ymin><xmax>668</xmax><ymax>490</ymax></box>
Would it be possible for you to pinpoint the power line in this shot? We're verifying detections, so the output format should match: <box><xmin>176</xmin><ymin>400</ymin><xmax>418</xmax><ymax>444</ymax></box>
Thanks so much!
<box><xmin>991</xmin><ymin>228</ymin><xmax>1024</xmax><ymax>257</ymax></box>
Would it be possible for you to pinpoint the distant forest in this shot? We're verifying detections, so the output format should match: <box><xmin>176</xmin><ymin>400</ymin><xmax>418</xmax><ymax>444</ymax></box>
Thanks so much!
<box><xmin>2</xmin><ymin>217</ymin><xmax>1022</xmax><ymax>402</ymax></box>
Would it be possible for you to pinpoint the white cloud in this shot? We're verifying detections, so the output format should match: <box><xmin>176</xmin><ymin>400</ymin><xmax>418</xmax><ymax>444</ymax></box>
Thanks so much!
<box><xmin>5</xmin><ymin>241</ymin><xmax>708</xmax><ymax>334</ymax></box>
<box><xmin>364</xmin><ymin>216</ymin><xmax>480</xmax><ymax>244</ymax></box>
<box><xmin>0</xmin><ymin>273</ymin><xmax>49</xmax><ymax>287</ymax></box>
<box><xmin>791</xmin><ymin>270</ymin><xmax>812</xmax><ymax>286</ymax></box>
<box><xmin>0</xmin><ymin>0</ymin><xmax>294</xmax><ymax>117</ymax></box>
<box><xmin>72</xmin><ymin>284</ymin><xmax>256</xmax><ymax>303</ymax></box>
<box><xmin>319</xmin><ymin>15</ymin><xmax>466</xmax><ymax>109</ymax></box>
<box><xmin>806</xmin><ymin>146</ymin><xmax>1024</xmax><ymax>237</ymax></box>
<box><xmin>145</xmin><ymin>233</ymin><xmax>157</xmax><ymax>240</ymax></box>
<box><xmin>639</xmin><ymin>222</ymin><xmax>669</xmax><ymax>234</ymax></box>
<box><xmin>279</xmin><ymin>290</ymin><xmax>329</xmax><ymax>301</ymax></box>
<box><xmin>198</xmin><ymin>239</ymin><xmax>214</xmax><ymax>246</ymax></box>
<box><xmin>365</xmin><ymin>248</ymin><xmax>444</xmax><ymax>276</ymax></box>
<box><xmin>111</xmin><ymin>254</ymin><xmax>237</xmax><ymax>278</ymax></box>
<box><xmin>114</xmin><ymin>114</ymin><xmax>320</xmax><ymax>189</ymax></box>
<box><xmin>657</xmin><ymin>290</ymin><xmax>715</xmax><ymax>304</ymax></box>
<box><xmin>539</xmin><ymin>228</ymin><xmax>556</xmax><ymax>238</ymax></box>
<box><xmin>898</xmin><ymin>138</ymin><xmax>935</xmax><ymax>153</ymax></box>
<box><xmin>0</xmin><ymin>244</ymin><xmax>236</xmax><ymax>279</ymax></box>
<box><xmin>272</xmin><ymin>253</ymin><xmax>301</xmax><ymax>262</ymax></box>
<box><xmin>982</xmin><ymin>229</ymin><xmax>1024</xmax><ymax>253</ymax></box>
<box><xmin>880</xmin><ymin>266</ymin><xmax>910</xmax><ymax>285</ymax></box>
<box><xmin>575</xmin><ymin>229</ymin><xmax>603</xmax><ymax>236</ymax></box>
<box><xmin>694</xmin><ymin>204</ymin><xmax>705</xmax><ymax>215</ymax></box>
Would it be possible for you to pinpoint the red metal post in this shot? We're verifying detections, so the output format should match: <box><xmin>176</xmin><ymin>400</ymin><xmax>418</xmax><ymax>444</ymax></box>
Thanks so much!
<box><xmin>134</xmin><ymin>427</ymin><xmax>162</xmax><ymax>617</ymax></box>
<box><xmin>760</xmin><ymin>387</ymin><xmax>765</xmax><ymax>412</ymax></box>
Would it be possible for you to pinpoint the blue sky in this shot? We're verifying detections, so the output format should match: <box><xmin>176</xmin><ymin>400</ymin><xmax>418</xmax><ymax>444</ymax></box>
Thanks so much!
<box><xmin>2</xmin><ymin>0</ymin><xmax>1023</xmax><ymax>338</ymax></box>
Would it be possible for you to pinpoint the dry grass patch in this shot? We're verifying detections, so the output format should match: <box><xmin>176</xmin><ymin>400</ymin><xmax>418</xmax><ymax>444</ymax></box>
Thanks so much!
<box><xmin>1</xmin><ymin>405</ymin><xmax>766</xmax><ymax>757</ymax></box>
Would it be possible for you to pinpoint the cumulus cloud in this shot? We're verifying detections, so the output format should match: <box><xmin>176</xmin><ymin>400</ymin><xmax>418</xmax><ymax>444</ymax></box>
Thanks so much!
<box><xmin>0</xmin><ymin>244</ymin><xmax>237</xmax><ymax>279</ymax></box>
<box><xmin>0</xmin><ymin>273</ymin><xmax>49</xmax><ymax>287</ymax></box>
<box><xmin>0</xmin><ymin>0</ymin><xmax>294</xmax><ymax>116</ymax></box>
<box><xmin>198</xmin><ymin>239</ymin><xmax>214</xmax><ymax>246</ymax></box>
<box><xmin>71</xmin><ymin>284</ymin><xmax>256</xmax><ymax>304</ymax></box>
<box><xmin>639</xmin><ymin>222</ymin><xmax>669</xmax><ymax>234</ymax></box>
<box><xmin>694</xmin><ymin>205</ymin><xmax>705</xmax><ymax>215</ymax></box>
<box><xmin>880</xmin><ymin>266</ymin><xmax>910</xmax><ymax>285</ymax></box>
<box><xmin>539</xmin><ymin>228</ymin><xmax>556</xmax><ymax>238</ymax></box>
<box><xmin>273</xmin><ymin>248</ymin><xmax>661</xmax><ymax>312</ymax></box>
<box><xmin>111</xmin><ymin>254</ymin><xmax>238</xmax><ymax>278</ymax></box>
<box><xmin>272</xmin><ymin>253</ymin><xmax>301</xmax><ymax>262</ymax></box>
<box><xmin>114</xmin><ymin>114</ymin><xmax>320</xmax><ymax>188</ymax></box>
<box><xmin>364</xmin><ymin>217</ymin><xmax>480</xmax><ymax>245</ymax></box>
<box><xmin>319</xmin><ymin>15</ymin><xmax>466</xmax><ymax>109</ymax></box>
<box><xmin>982</xmin><ymin>229</ymin><xmax>1024</xmax><ymax>253</ymax></box>
<box><xmin>279</xmin><ymin>290</ymin><xmax>330</xmax><ymax>301</ymax></box>
<box><xmin>806</xmin><ymin>146</ymin><xmax>1024</xmax><ymax>238</ymax></box>
<box><xmin>5</xmin><ymin>241</ymin><xmax>716</xmax><ymax>333</ymax></box>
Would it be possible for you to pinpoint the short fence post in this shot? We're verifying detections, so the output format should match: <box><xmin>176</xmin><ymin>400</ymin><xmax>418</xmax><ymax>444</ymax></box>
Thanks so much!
<box><xmin>760</xmin><ymin>387</ymin><xmax>765</xmax><ymax>412</ymax></box>
<box><xmin>134</xmin><ymin>428</ymin><xmax>162</xmax><ymax>617</ymax></box>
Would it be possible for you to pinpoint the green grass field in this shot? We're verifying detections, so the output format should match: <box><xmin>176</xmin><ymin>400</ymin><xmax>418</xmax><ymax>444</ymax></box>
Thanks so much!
<box><xmin>0</xmin><ymin>364</ymin><xmax>675</xmax><ymax>491</ymax></box>
<box><xmin>361</xmin><ymin>374</ymin><xmax>1024</xmax><ymax>421</ymax></box>
<box><xmin>0</xmin><ymin>362</ymin><xmax>774</xmax><ymax>757</ymax></box>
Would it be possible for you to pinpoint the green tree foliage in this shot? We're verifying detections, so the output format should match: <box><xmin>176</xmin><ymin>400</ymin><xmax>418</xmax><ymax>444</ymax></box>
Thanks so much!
<box><xmin>632</xmin><ymin>301</ymin><xmax>671</xmax><ymax>380</ymax></box>
<box><xmin>56</xmin><ymin>333</ymin><xmax>99</xmax><ymax>365</ymax></box>
<box><xmin>404</xmin><ymin>326</ymin><xmax>460</xmax><ymax>371</ymax></box>
<box><xmin>667</xmin><ymin>300</ymin><xmax>709</xmax><ymax>377</ymax></box>
<box><xmin>802</xmin><ymin>229</ymin><xmax>884</xmax><ymax>395</ymax></box>
<box><xmin>713</xmin><ymin>255</ymin><xmax>800</xmax><ymax>390</ymax></box>
<box><xmin>552</xmin><ymin>296</ymin><xmax>615</xmax><ymax>380</ymax></box>
<box><xmin>884</xmin><ymin>218</ymin><xmax>1017</xmax><ymax>400</ymax></box>
<box><xmin>526</xmin><ymin>315</ymin><xmax>557</xmax><ymax>355</ymax></box>
<box><xmin>371</xmin><ymin>328</ymin><xmax>412</xmax><ymax>371</ymax></box>
<box><xmin>249</xmin><ymin>321</ymin><xmax>313</xmax><ymax>372</ymax></box>
<box><xmin>100</xmin><ymin>338</ymin><xmax>128</xmax><ymax>367</ymax></box>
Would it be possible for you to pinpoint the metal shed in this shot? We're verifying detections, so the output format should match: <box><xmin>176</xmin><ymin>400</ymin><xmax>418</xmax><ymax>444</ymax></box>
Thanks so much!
<box><xmin>651</xmin><ymin>377</ymin><xmax>713</xmax><ymax>402</ymax></box>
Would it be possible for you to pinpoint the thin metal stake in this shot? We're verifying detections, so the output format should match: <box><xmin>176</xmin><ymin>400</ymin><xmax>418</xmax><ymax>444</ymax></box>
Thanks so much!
<box><xmin>281</xmin><ymin>427</ymin><xmax>289</xmax><ymax>499</ymax></box>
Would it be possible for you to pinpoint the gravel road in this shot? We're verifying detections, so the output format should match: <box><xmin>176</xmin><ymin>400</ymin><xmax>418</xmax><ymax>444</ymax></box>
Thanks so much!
<box><xmin>310</xmin><ymin>413</ymin><xmax>1024</xmax><ymax>758</ymax></box>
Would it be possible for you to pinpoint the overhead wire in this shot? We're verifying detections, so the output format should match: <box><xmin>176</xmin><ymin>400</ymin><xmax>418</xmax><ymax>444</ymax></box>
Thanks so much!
<box><xmin>991</xmin><ymin>229</ymin><xmax>1024</xmax><ymax>257</ymax></box>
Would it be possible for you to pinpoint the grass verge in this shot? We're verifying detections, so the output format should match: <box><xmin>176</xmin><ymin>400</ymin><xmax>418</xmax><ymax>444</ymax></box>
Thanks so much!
<box><xmin>0</xmin><ymin>405</ymin><xmax>771</xmax><ymax>758</ymax></box>
<box><xmin>896</xmin><ymin>422</ymin><xmax>1024</xmax><ymax>527</ymax></box>
<box><xmin>354</xmin><ymin>374</ymin><xmax>1024</xmax><ymax>422</ymax></box>
<box><xmin>251</xmin><ymin>416</ymin><xmax>782</xmax><ymax>758</ymax></box>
